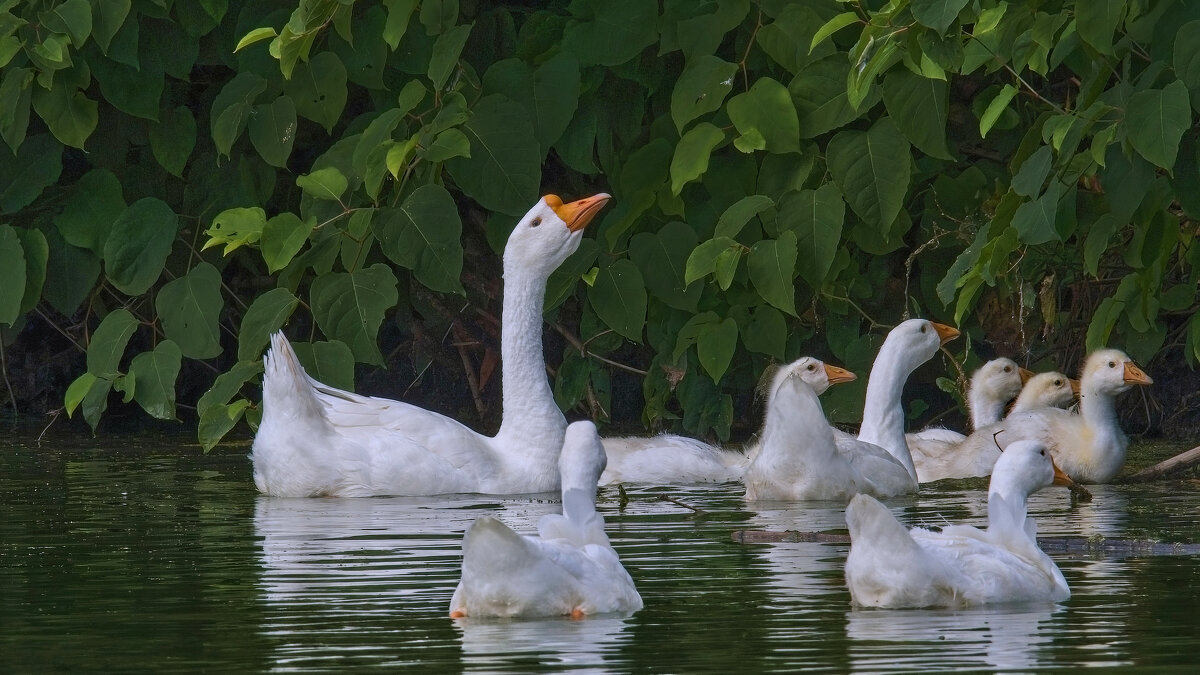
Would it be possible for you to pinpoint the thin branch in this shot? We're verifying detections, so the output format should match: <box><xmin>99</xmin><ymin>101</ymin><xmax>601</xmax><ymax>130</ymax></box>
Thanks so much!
<box><xmin>0</xmin><ymin>338</ymin><xmax>15</xmax><ymax>419</ymax></box>
<box><xmin>552</xmin><ymin>323</ymin><xmax>648</xmax><ymax>377</ymax></box>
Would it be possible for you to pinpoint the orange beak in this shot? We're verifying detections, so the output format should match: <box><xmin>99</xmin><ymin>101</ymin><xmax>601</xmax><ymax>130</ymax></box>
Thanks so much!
<box><xmin>931</xmin><ymin>322</ymin><xmax>960</xmax><ymax>345</ymax></box>
<box><xmin>1123</xmin><ymin>361</ymin><xmax>1153</xmax><ymax>386</ymax></box>
<box><xmin>545</xmin><ymin>193</ymin><xmax>611</xmax><ymax>232</ymax></box>
<box><xmin>1018</xmin><ymin>367</ymin><xmax>1034</xmax><ymax>384</ymax></box>
<box><xmin>823</xmin><ymin>364</ymin><xmax>857</xmax><ymax>385</ymax></box>
<box><xmin>1051</xmin><ymin>457</ymin><xmax>1074</xmax><ymax>486</ymax></box>
<box><xmin>1069</xmin><ymin>378</ymin><xmax>1081</xmax><ymax>395</ymax></box>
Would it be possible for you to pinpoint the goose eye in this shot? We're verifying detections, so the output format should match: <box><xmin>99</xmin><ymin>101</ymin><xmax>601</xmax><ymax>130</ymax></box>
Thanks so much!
<box><xmin>1108</xmin><ymin>361</ymin><xmax>1116</xmax><ymax>368</ymax></box>
<box><xmin>920</xmin><ymin>325</ymin><xmax>927</xmax><ymax>333</ymax></box>
<box><xmin>806</xmin><ymin>364</ymin><xmax>815</xmax><ymax>371</ymax></box>
<box><xmin>530</xmin><ymin>217</ymin><xmax>542</xmax><ymax>228</ymax></box>
<box><xmin>1054</xmin><ymin>379</ymin><xmax>1063</xmax><ymax>386</ymax></box>
<box><xmin>1040</xmin><ymin>449</ymin><xmax>1045</xmax><ymax>456</ymax></box>
<box><xmin>1003</xmin><ymin>366</ymin><xmax>1011</xmax><ymax>372</ymax></box>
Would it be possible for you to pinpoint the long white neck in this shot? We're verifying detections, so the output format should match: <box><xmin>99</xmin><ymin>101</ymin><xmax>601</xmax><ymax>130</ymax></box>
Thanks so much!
<box><xmin>494</xmin><ymin>267</ymin><xmax>565</xmax><ymax>457</ymax></box>
<box><xmin>969</xmin><ymin>383</ymin><xmax>1008</xmax><ymax>430</ymax></box>
<box><xmin>758</xmin><ymin>384</ymin><xmax>838</xmax><ymax>468</ymax></box>
<box><xmin>985</xmin><ymin>478</ymin><xmax>1033</xmax><ymax>542</ymax></box>
<box><xmin>1076</xmin><ymin>381</ymin><xmax>1127</xmax><ymax>481</ymax></box>
<box><xmin>858</xmin><ymin>351</ymin><xmax>918</xmax><ymax>482</ymax></box>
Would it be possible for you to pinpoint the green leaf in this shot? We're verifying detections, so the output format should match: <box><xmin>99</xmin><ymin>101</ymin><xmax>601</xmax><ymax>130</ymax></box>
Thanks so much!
<box><xmin>197</xmin><ymin>360</ymin><xmax>263</xmax><ymax>451</ymax></box>
<box><xmin>810</xmin><ymin>11</ymin><xmax>860</xmax><ymax>53</ymax></box>
<box><xmin>262</xmin><ymin>212</ymin><xmax>313</xmax><ymax>273</ymax></box>
<box><xmin>738</xmin><ymin>304</ymin><xmax>787</xmax><ymax>360</ymax></box>
<box><xmin>248</xmin><ymin>96</ymin><xmax>297</xmax><ymax>168</ymax></box>
<box><xmin>53</xmin><ymin>169</ymin><xmax>124</xmax><ymax>254</ymax></box>
<box><xmin>291</xmin><ymin>339</ymin><xmax>356</xmax><ymax>391</ymax></box>
<box><xmin>148</xmin><ymin>106</ymin><xmax>197</xmax><ymax>177</ymax></box>
<box><xmin>90</xmin><ymin>57</ymin><xmax>163</xmax><ymax>121</ymax></box>
<box><xmin>1126</xmin><ymin>79</ymin><xmax>1191</xmax><ymax>173</ymax></box>
<box><xmin>425</xmin><ymin>128</ymin><xmax>471</xmax><ymax>162</ymax></box>
<box><xmin>383</xmin><ymin>0</ymin><xmax>418</xmax><ymax>48</ymax></box>
<box><xmin>748</xmin><ymin>231</ymin><xmax>798</xmax><ymax>316</ymax></box>
<box><xmin>589</xmin><ymin>259</ymin><xmax>647</xmax><ymax>342</ymax></box>
<box><xmin>446</xmin><ymin>94</ymin><xmax>541</xmax><ymax>216</ymax></box>
<box><xmin>715</xmin><ymin>195</ymin><xmax>774</xmax><ymax>239</ymax></box>
<box><xmin>91</xmin><ymin>0</ymin><xmax>131</xmax><ymax>54</ymax></box>
<box><xmin>882</xmin><ymin>68</ymin><xmax>951</xmax><ymax>159</ymax></box>
<box><xmin>103</xmin><ymin>198</ymin><xmax>178</xmax><ymax>296</ymax></box>
<box><xmin>237</xmin><ymin>288</ymin><xmax>299</xmax><ymax>361</ymax></box>
<box><xmin>235</xmin><ymin>27</ymin><xmax>277</xmax><ymax>52</ymax></box>
<box><xmin>685</xmin><ymin>236</ymin><xmax>740</xmax><ymax>284</ymax></box>
<box><xmin>0</xmin><ymin>66</ymin><xmax>33</xmax><ymax>153</ymax></box>
<box><xmin>910</xmin><ymin>0</ymin><xmax>970</xmax><ymax>32</ymax></box>
<box><xmin>41</xmin><ymin>0</ymin><xmax>92</xmax><ymax>49</ymax></box>
<box><xmin>777</xmin><ymin>183</ymin><xmax>845</xmax><ymax>291</ymax></box>
<box><xmin>87</xmin><ymin>308</ymin><xmax>138</xmax><ymax>376</ymax></box>
<box><xmin>42</xmin><ymin>227</ymin><xmax>99</xmax><ymax>315</ymax></box>
<box><xmin>1174</xmin><ymin>21</ymin><xmax>1200</xmax><ymax>112</ymax></box>
<box><xmin>419</xmin><ymin>0</ymin><xmax>458</xmax><ymax>34</ymax></box>
<box><xmin>203</xmin><ymin>207</ymin><xmax>264</xmax><ymax>256</ymax></box>
<box><xmin>1076</xmin><ymin>0</ymin><xmax>1124</xmax><ymax>56</ymax></box>
<box><xmin>628</xmin><ymin>221</ymin><xmax>701</xmax><ymax>312</ymax></box>
<box><xmin>529</xmin><ymin>52</ymin><xmax>582</xmax><ymax>155</ymax></box>
<box><xmin>791</xmin><ymin>57</ymin><xmax>875</xmax><ymax>139</ymax></box>
<box><xmin>827</xmin><ymin>117</ymin><xmax>911</xmax><ymax>227</ymax></box>
<box><xmin>1084</xmin><ymin>213</ymin><xmax>1118</xmax><ymax>277</ymax></box>
<box><xmin>564</xmin><ymin>0</ymin><xmax>657</xmax><ymax>67</ymax></box>
<box><xmin>310</xmin><ymin>263</ymin><xmax>399</xmax><ymax>365</ymax></box>
<box><xmin>210</xmin><ymin>72</ymin><xmax>267</xmax><ymax>157</ymax></box>
<box><xmin>0</xmin><ymin>224</ymin><xmax>25</xmax><ymax>325</ymax></box>
<box><xmin>936</xmin><ymin>228</ymin><xmax>988</xmax><ymax>305</ymax></box>
<box><xmin>1011</xmin><ymin>146</ymin><xmax>1052</xmax><ymax>198</ymax></box>
<box><xmin>670</xmin><ymin>55</ymin><xmax>738</xmax><ymax>133</ymax></box>
<box><xmin>297</xmin><ymin>166</ymin><xmax>348</xmax><ymax>202</ymax></box>
<box><xmin>670</xmin><ymin>122</ymin><xmax>724</xmax><ymax>195</ymax></box>
<box><xmin>978</xmin><ymin>84</ymin><xmax>1018</xmax><ymax>139</ymax></box>
<box><xmin>283</xmin><ymin>52</ymin><xmax>348</xmax><ymax>134</ymax></box>
<box><xmin>1011</xmin><ymin>181</ymin><xmax>1066</xmax><ymax>245</ymax></box>
<box><xmin>31</xmin><ymin>82</ymin><xmax>97</xmax><ymax>149</ymax></box>
<box><xmin>13</xmin><ymin>227</ymin><xmax>45</xmax><ymax>316</ymax></box>
<box><xmin>375</xmin><ymin>184</ymin><xmax>465</xmax><ymax>294</ymax></box>
<box><xmin>726</xmin><ymin>77</ymin><xmax>800</xmax><ymax>154</ymax></box>
<box><xmin>64</xmin><ymin>372</ymin><xmax>96</xmax><ymax>418</ymax></box>
<box><xmin>155</xmin><ymin>262</ymin><xmax>224</xmax><ymax>360</ymax></box>
<box><xmin>428</xmin><ymin>22</ymin><xmax>472</xmax><ymax>90</ymax></box>
<box><xmin>697</xmin><ymin>317</ymin><xmax>738</xmax><ymax>384</ymax></box>
<box><xmin>128</xmin><ymin>340</ymin><xmax>182</xmax><ymax>420</ymax></box>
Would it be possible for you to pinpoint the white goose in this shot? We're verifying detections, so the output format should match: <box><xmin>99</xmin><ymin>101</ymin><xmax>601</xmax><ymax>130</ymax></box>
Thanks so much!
<box><xmin>250</xmin><ymin>194</ymin><xmax>611</xmax><ymax>497</ymax></box>
<box><xmin>927</xmin><ymin>348</ymin><xmax>1152</xmax><ymax>483</ymax></box>
<box><xmin>831</xmin><ymin>318</ymin><xmax>961</xmax><ymax>483</ymax></box>
<box><xmin>744</xmin><ymin>359</ymin><xmax>917</xmax><ymax>500</ymax></box>
<box><xmin>598</xmin><ymin>356</ymin><xmax>848</xmax><ymax>485</ymax></box>
<box><xmin>907</xmin><ymin>358</ymin><xmax>1032</xmax><ymax>450</ymax></box>
<box><xmin>1010</xmin><ymin>371</ymin><xmax>1079</xmax><ymax>413</ymax></box>
<box><xmin>844</xmin><ymin>439</ymin><xmax>1073</xmax><ymax>608</ymax></box>
<box><xmin>449</xmin><ymin>420</ymin><xmax>643</xmax><ymax>618</ymax></box>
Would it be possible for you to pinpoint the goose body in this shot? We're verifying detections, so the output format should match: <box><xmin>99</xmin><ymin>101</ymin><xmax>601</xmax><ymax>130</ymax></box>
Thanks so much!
<box><xmin>449</xmin><ymin>421</ymin><xmax>643</xmax><ymax>618</ymax></box>
<box><xmin>845</xmin><ymin>440</ymin><xmax>1073</xmax><ymax>608</ymax></box>
<box><xmin>250</xmin><ymin>194</ymin><xmax>611</xmax><ymax>497</ymax></box>
<box><xmin>920</xmin><ymin>349</ymin><xmax>1152</xmax><ymax>483</ymax></box>
<box><xmin>744</xmin><ymin>358</ymin><xmax>916</xmax><ymax>500</ymax></box>
<box><xmin>831</xmin><ymin>319</ymin><xmax>961</xmax><ymax>483</ymax></box>
<box><xmin>599</xmin><ymin>357</ymin><xmax>846</xmax><ymax>485</ymax></box>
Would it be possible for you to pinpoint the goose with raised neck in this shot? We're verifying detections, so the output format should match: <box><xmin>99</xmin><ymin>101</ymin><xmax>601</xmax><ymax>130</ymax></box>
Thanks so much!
<box><xmin>250</xmin><ymin>193</ymin><xmax>611</xmax><ymax>497</ymax></box>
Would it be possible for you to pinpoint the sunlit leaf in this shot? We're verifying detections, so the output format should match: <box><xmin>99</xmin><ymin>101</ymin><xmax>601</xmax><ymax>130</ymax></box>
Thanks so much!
<box><xmin>726</xmin><ymin>77</ymin><xmax>800</xmax><ymax>154</ymax></box>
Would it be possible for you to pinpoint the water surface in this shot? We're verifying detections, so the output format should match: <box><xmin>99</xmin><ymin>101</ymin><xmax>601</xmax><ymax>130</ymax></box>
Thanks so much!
<box><xmin>2</xmin><ymin>435</ymin><xmax>1198</xmax><ymax>672</ymax></box>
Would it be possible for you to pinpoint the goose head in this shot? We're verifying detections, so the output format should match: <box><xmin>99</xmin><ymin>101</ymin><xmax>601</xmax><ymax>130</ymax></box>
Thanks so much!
<box><xmin>990</xmin><ymin>439</ymin><xmax>1073</xmax><ymax>500</ymax></box>
<box><xmin>559</xmin><ymin>420</ymin><xmax>607</xmax><ymax>494</ymax></box>
<box><xmin>1079</xmin><ymin>348</ymin><xmax>1153</xmax><ymax>399</ymax></box>
<box><xmin>767</xmin><ymin>356</ymin><xmax>856</xmax><ymax>398</ymax></box>
<box><xmin>1016</xmin><ymin>371</ymin><xmax>1078</xmax><ymax>410</ymax></box>
<box><xmin>973</xmin><ymin>358</ymin><xmax>1032</xmax><ymax>402</ymax></box>
<box><xmin>504</xmin><ymin>193</ymin><xmax>611</xmax><ymax>277</ymax></box>
<box><xmin>878</xmin><ymin>318</ymin><xmax>959</xmax><ymax>371</ymax></box>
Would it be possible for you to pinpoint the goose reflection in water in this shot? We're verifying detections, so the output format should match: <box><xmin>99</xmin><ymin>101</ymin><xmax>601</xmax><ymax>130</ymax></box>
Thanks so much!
<box><xmin>454</xmin><ymin>615</ymin><xmax>633</xmax><ymax>672</ymax></box>
<box><xmin>845</xmin><ymin>605</ymin><xmax>1060</xmax><ymax>672</ymax></box>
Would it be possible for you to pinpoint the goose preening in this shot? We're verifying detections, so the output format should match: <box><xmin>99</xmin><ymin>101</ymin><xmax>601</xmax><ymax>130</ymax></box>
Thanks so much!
<box><xmin>921</xmin><ymin>349</ymin><xmax>1152</xmax><ymax>484</ymax></box>
<box><xmin>250</xmin><ymin>194</ymin><xmax>611</xmax><ymax>497</ymax></box>
<box><xmin>844</xmin><ymin>439</ymin><xmax>1073</xmax><ymax>608</ymax></box>
<box><xmin>449</xmin><ymin>421</ymin><xmax>643</xmax><ymax>619</ymax></box>
<box><xmin>831</xmin><ymin>319</ymin><xmax>961</xmax><ymax>483</ymax></box>
<box><xmin>743</xmin><ymin>358</ymin><xmax>918</xmax><ymax>500</ymax></box>
<box><xmin>907</xmin><ymin>358</ymin><xmax>1032</xmax><ymax>453</ymax></box>
<box><xmin>598</xmin><ymin>356</ymin><xmax>849</xmax><ymax>485</ymax></box>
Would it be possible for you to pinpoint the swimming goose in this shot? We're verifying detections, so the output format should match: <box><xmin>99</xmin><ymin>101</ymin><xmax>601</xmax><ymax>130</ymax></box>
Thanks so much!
<box><xmin>925</xmin><ymin>349</ymin><xmax>1152</xmax><ymax>483</ymax></box>
<box><xmin>744</xmin><ymin>359</ymin><xmax>916</xmax><ymax>500</ymax></box>
<box><xmin>449</xmin><ymin>420</ymin><xmax>643</xmax><ymax>618</ymax></box>
<box><xmin>250</xmin><ymin>194</ymin><xmax>611</xmax><ymax>497</ymax></box>
<box><xmin>832</xmin><ymin>319</ymin><xmax>960</xmax><ymax>483</ymax></box>
<box><xmin>907</xmin><ymin>358</ymin><xmax>1032</xmax><ymax>451</ymax></box>
<box><xmin>844</xmin><ymin>439</ymin><xmax>1073</xmax><ymax>608</ymax></box>
<box><xmin>598</xmin><ymin>356</ymin><xmax>848</xmax><ymax>485</ymax></box>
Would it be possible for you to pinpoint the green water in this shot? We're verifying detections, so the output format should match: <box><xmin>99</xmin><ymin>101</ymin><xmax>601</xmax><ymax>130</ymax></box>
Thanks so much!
<box><xmin>2</xmin><ymin>434</ymin><xmax>1198</xmax><ymax>672</ymax></box>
